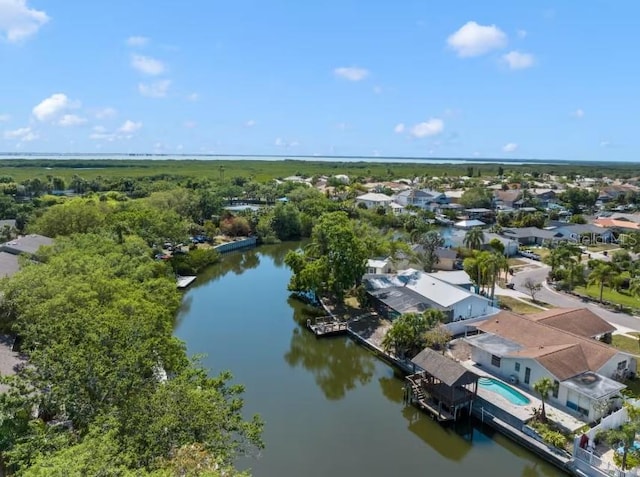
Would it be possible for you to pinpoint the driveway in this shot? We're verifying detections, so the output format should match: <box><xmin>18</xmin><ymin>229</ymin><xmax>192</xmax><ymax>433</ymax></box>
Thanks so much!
<box><xmin>510</xmin><ymin>262</ymin><xmax>640</xmax><ymax>332</ymax></box>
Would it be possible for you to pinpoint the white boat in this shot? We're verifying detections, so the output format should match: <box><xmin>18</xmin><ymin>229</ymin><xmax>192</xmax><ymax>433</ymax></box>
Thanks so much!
<box><xmin>176</xmin><ymin>276</ymin><xmax>196</xmax><ymax>289</ymax></box>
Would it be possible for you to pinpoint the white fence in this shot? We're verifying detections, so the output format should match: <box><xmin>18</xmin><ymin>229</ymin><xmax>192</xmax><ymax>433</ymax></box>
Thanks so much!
<box><xmin>573</xmin><ymin>400</ymin><xmax>640</xmax><ymax>477</ymax></box>
<box><xmin>581</xmin><ymin>399</ymin><xmax>640</xmax><ymax>442</ymax></box>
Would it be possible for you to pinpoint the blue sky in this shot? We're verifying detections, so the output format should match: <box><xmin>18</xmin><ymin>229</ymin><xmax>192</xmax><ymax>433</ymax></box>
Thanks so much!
<box><xmin>1</xmin><ymin>1</ymin><xmax>638</xmax><ymax>161</ymax></box>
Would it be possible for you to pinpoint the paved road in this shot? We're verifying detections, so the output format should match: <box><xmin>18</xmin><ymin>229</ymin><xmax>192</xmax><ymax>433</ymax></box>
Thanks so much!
<box><xmin>510</xmin><ymin>261</ymin><xmax>640</xmax><ymax>332</ymax></box>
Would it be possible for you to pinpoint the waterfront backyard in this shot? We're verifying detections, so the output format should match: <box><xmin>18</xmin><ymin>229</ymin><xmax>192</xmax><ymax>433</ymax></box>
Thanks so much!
<box><xmin>174</xmin><ymin>243</ymin><xmax>566</xmax><ymax>476</ymax></box>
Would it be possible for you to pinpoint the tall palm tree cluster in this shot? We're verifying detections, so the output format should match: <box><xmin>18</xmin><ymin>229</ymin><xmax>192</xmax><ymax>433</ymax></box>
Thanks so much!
<box><xmin>585</xmin><ymin>250</ymin><xmax>640</xmax><ymax>303</ymax></box>
<box><xmin>545</xmin><ymin>244</ymin><xmax>640</xmax><ymax>304</ymax></box>
<box><xmin>543</xmin><ymin>243</ymin><xmax>584</xmax><ymax>290</ymax></box>
<box><xmin>461</xmin><ymin>228</ymin><xmax>509</xmax><ymax>303</ymax></box>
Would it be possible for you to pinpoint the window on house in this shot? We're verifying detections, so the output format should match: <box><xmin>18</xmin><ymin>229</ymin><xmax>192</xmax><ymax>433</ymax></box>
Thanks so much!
<box><xmin>618</xmin><ymin>360</ymin><xmax>628</xmax><ymax>370</ymax></box>
<box><xmin>567</xmin><ymin>401</ymin><xmax>589</xmax><ymax>417</ymax></box>
<box><xmin>515</xmin><ymin>362</ymin><xmax>520</xmax><ymax>372</ymax></box>
<box><xmin>552</xmin><ymin>380</ymin><xmax>559</xmax><ymax>398</ymax></box>
<box><xmin>524</xmin><ymin>367</ymin><xmax>531</xmax><ymax>384</ymax></box>
<box><xmin>491</xmin><ymin>355</ymin><xmax>501</xmax><ymax>367</ymax></box>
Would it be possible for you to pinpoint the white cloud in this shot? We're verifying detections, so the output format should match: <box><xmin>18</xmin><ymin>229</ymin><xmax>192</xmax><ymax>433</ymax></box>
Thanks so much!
<box><xmin>394</xmin><ymin>123</ymin><xmax>405</xmax><ymax>134</ymax></box>
<box><xmin>4</xmin><ymin>126</ymin><xmax>37</xmax><ymax>141</ymax></box>
<box><xmin>32</xmin><ymin>93</ymin><xmax>79</xmax><ymax>121</ymax></box>
<box><xmin>571</xmin><ymin>108</ymin><xmax>585</xmax><ymax>118</ymax></box>
<box><xmin>409</xmin><ymin>118</ymin><xmax>444</xmax><ymax>138</ymax></box>
<box><xmin>373</xmin><ymin>85</ymin><xmax>383</xmax><ymax>94</ymax></box>
<box><xmin>89</xmin><ymin>132</ymin><xmax>114</xmax><ymax>141</ymax></box>
<box><xmin>502</xmin><ymin>50</ymin><xmax>535</xmax><ymax>69</ymax></box>
<box><xmin>91</xmin><ymin>121</ymin><xmax>141</xmax><ymax>141</ymax></box>
<box><xmin>245</xmin><ymin>119</ymin><xmax>256</xmax><ymax>127</ymax></box>
<box><xmin>0</xmin><ymin>113</ymin><xmax>10</xmax><ymax>122</ymax></box>
<box><xmin>274</xmin><ymin>137</ymin><xmax>299</xmax><ymax>147</ymax></box>
<box><xmin>600</xmin><ymin>140</ymin><xmax>611</xmax><ymax>148</ymax></box>
<box><xmin>126</xmin><ymin>36</ymin><xmax>149</xmax><ymax>47</ymax></box>
<box><xmin>334</xmin><ymin>66</ymin><xmax>369</xmax><ymax>81</ymax></box>
<box><xmin>517</xmin><ymin>29</ymin><xmax>527</xmax><ymax>39</ymax></box>
<box><xmin>184</xmin><ymin>120</ymin><xmax>197</xmax><ymax>129</ymax></box>
<box><xmin>186</xmin><ymin>92</ymin><xmax>199</xmax><ymax>102</ymax></box>
<box><xmin>118</xmin><ymin>119</ymin><xmax>142</xmax><ymax>134</ymax></box>
<box><xmin>447</xmin><ymin>21</ymin><xmax>507</xmax><ymax>57</ymax></box>
<box><xmin>502</xmin><ymin>142</ymin><xmax>518</xmax><ymax>152</ymax></box>
<box><xmin>0</xmin><ymin>0</ymin><xmax>49</xmax><ymax>43</ymax></box>
<box><xmin>138</xmin><ymin>79</ymin><xmax>171</xmax><ymax>98</ymax></box>
<box><xmin>95</xmin><ymin>107</ymin><xmax>117</xmax><ymax>119</ymax></box>
<box><xmin>57</xmin><ymin>114</ymin><xmax>87</xmax><ymax>127</ymax></box>
<box><xmin>130</xmin><ymin>54</ymin><xmax>166</xmax><ymax>75</ymax></box>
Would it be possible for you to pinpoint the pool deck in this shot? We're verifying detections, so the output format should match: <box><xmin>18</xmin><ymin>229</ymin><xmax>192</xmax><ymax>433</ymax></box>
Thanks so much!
<box><xmin>462</xmin><ymin>360</ymin><xmax>586</xmax><ymax>433</ymax></box>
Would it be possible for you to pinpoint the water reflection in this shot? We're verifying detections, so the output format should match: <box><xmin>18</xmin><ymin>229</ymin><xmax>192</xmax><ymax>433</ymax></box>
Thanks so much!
<box><xmin>521</xmin><ymin>462</ymin><xmax>563</xmax><ymax>477</ymax></box>
<box><xmin>402</xmin><ymin>405</ymin><xmax>474</xmax><ymax>461</ymax></box>
<box><xmin>378</xmin><ymin>372</ymin><xmax>404</xmax><ymax>403</ymax></box>
<box><xmin>284</xmin><ymin>298</ymin><xmax>376</xmax><ymax>400</ymax></box>
<box><xmin>176</xmin><ymin>240</ymin><xmax>568</xmax><ymax>477</ymax></box>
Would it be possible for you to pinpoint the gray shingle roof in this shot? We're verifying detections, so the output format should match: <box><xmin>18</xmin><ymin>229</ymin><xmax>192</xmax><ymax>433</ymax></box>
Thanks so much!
<box><xmin>0</xmin><ymin>251</ymin><xmax>20</xmax><ymax>278</ymax></box>
<box><xmin>411</xmin><ymin>348</ymin><xmax>479</xmax><ymax>387</ymax></box>
<box><xmin>1</xmin><ymin>234</ymin><xmax>53</xmax><ymax>256</ymax></box>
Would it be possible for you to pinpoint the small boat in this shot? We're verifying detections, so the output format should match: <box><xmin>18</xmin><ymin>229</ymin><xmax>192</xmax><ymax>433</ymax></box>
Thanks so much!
<box><xmin>176</xmin><ymin>276</ymin><xmax>196</xmax><ymax>289</ymax></box>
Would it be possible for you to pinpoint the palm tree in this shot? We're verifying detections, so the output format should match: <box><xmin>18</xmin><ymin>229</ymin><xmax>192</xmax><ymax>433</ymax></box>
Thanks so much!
<box><xmin>482</xmin><ymin>252</ymin><xmax>508</xmax><ymax>302</ymax></box>
<box><xmin>544</xmin><ymin>244</ymin><xmax>580</xmax><ymax>278</ymax></box>
<box><xmin>588</xmin><ymin>263</ymin><xmax>615</xmax><ymax>303</ymax></box>
<box><xmin>463</xmin><ymin>227</ymin><xmax>485</xmax><ymax>251</ymax></box>
<box><xmin>565</xmin><ymin>262</ymin><xmax>585</xmax><ymax>290</ymax></box>
<box><xmin>533</xmin><ymin>377</ymin><xmax>555</xmax><ymax>422</ymax></box>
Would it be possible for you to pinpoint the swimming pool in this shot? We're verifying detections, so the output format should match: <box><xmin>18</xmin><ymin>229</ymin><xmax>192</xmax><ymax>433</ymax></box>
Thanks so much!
<box><xmin>478</xmin><ymin>377</ymin><xmax>531</xmax><ymax>406</ymax></box>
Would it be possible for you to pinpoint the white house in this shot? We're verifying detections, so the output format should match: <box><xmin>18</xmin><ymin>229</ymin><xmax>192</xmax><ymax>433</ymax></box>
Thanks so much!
<box><xmin>466</xmin><ymin>309</ymin><xmax>633</xmax><ymax>423</ymax></box>
<box><xmin>393</xmin><ymin>189</ymin><xmax>449</xmax><ymax>211</ymax></box>
<box><xmin>366</xmin><ymin>258</ymin><xmax>394</xmax><ymax>275</ymax></box>
<box><xmin>362</xmin><ymin>269</ymin><xmax>499</xmax><ymax>323</ymax></box>
<box><xmin>355</xmin><ymin>192</ymin><xmax>393</xmax><ymax>209</ymax></box>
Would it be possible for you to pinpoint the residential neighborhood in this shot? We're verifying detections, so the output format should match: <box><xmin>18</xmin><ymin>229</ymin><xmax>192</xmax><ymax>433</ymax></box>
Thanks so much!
<box><xmin>3</xmin><ymin>164</ymin><xmax>640</xmax><ymax>477</ymax></box>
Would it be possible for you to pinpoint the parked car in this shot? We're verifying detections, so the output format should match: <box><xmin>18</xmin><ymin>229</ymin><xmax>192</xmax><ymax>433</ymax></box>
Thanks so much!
<box><xmin>519</xmin><ymin>251</ymin><xmax>541</xmax><ymax>261</ymax></box>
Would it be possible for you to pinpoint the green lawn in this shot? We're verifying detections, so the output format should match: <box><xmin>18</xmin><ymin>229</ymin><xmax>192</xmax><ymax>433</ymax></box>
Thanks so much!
<box><xmin>499</xmin><ymin>296</ymin><xmax>545</xmax><ymax>315</ymax></box>
<box><xmin>611</xmin><ymin>334</ymin><xmax>640</xmax><ymax>356</ymax></box>
<box><xmin>507</xmin><ymin>258</ymin><xmax>527</xmax><ymax>266</ymax></box>
<box><xmin>586</xmin><ymin>244</ymin><xmax>620</xmax><ymax>252</ymax></box>
<box><xmin>574</xmin><ymin>285</ymin><xmax>640</xmax><ymax>309</ymax></box>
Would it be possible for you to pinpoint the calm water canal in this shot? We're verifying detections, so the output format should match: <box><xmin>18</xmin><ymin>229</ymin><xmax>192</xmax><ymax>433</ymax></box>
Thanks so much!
<box><xmin>174</xmin><ymin>242</ymin><xmax>565</xmax><ymax>477</ymax></box>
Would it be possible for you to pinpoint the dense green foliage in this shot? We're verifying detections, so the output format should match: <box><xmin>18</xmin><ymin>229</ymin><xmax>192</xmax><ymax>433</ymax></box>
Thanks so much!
<box><xmin>0</xmin><ymin>235</ymin><xmax>263</xmax><ymax>475</ymax></box>
<box><xmin>381</xmin><ymin>310</ymin><xmax>448</xmax><ymax>358</ymax></box>
<box><xmin>285</xmin><ymin>211</ymin><xmax>368</xmax><ymax>300</ymax></box>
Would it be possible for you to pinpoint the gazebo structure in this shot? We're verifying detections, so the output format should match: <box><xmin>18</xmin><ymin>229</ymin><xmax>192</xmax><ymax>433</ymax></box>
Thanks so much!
<box><xmin>405</xmin><ymin>348</ymin><xmax>479</xmax><ymax>422</ymax></box>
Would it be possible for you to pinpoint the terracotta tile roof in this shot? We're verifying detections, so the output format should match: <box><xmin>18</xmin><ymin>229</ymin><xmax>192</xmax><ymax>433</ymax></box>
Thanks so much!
<box><xmin>474</xmin><ymin>310</ymin><xmax>619</xmax><ymax>381</ymax></box>
<box><xmin>494</xmin><ymin>190</ymin><xmax>522</xmax><ymax>202</ymax></box>
<box><xmin>594</xmin><ymin>218</ymin><xmax>640</xmax><ymax>230</ymax></box>
<box><xmin>527</xmin><ymin>308</ymin><xmax>616</xmax><ymax>338</ymax></box>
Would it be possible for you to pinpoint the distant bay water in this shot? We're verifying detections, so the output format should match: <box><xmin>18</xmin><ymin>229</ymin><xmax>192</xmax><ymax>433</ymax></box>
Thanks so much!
<box><xmin>0</xmin><ymin>153</ymin><xmax>568</xmax><ymax>166</ymax></box>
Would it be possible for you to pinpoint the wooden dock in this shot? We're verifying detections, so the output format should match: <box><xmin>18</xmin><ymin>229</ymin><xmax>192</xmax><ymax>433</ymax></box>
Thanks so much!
<box><xmin>405</xmin><ymin>374</ymin><xmax>454</xmax><ymax>422</ymax></box>
<box><xmin>307</xmin><ymin>316</ymin><xmax>348</xmax><ymax>337</ymax></box>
